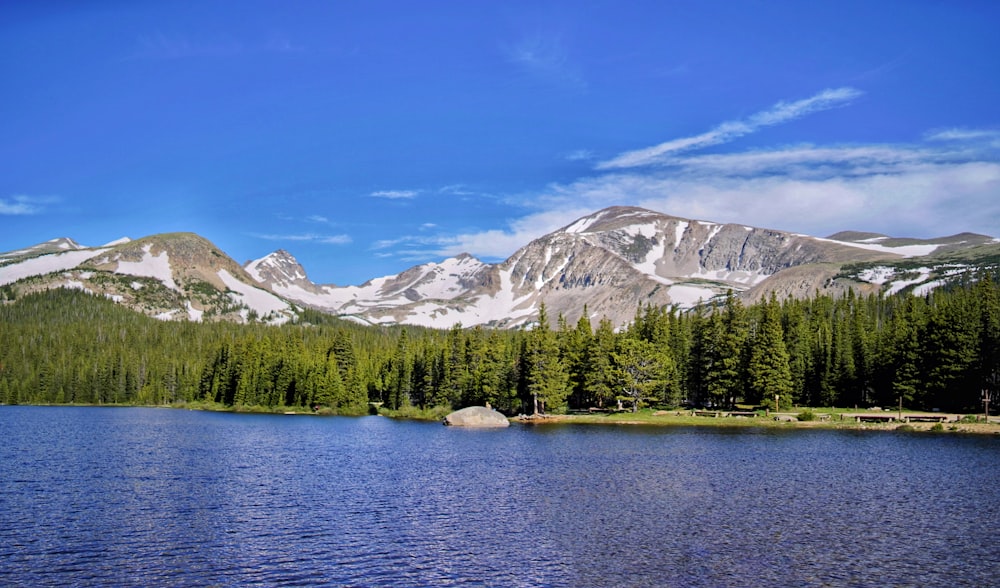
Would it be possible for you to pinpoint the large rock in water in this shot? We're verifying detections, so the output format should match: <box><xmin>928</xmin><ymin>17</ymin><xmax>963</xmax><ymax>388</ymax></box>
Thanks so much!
<box><xmin>443</xmin><ymin>406</ymin><xmax>510</xmax><ymax>428</ymax></box>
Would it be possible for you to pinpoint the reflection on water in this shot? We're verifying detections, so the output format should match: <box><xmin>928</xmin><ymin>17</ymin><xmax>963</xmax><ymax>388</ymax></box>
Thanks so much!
<box><xmin>1</xmin><ymin>407</ymin><xmax>997</xmax><ymax>587</ymax></box>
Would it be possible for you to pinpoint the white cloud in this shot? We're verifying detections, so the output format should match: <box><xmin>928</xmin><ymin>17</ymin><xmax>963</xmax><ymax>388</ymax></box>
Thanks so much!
<box><xmin>425</xmin><ymin>131</ymin><xmax>1000</xmax><ymax>261</ymax></box>
<box><xmin>0</xmin><ymin>195</ymin><xmax>48</xmax><ymax>215</ymax></box>
<box><xmin>925</xmin><ymin>128</ymin><xmax>1000</xmax><ymax>144</ymax></box>
<box><xmin>597</xmin><ymin>87</ymin><xmax>864</xmax><ymax>169</ymax></box>
<box><xmin>253</xmin><ymin>232</ymin><xmax>352</xmax><ymax>245</ymax></box>
<box><xmin>370</xmin><ymin>190</ymin><xmax>418</xmax><ymax>199</ymax></box>
<box><xmin>505</xmin><ymin>33</ymin><xmax>585</xmax><ymax>88</ymax></box>
<box><xmin>317</xmin><ymin>235</ymin><xmax>353</xmax><ymax>245</ymax></box>
<box><xmin>564</xmin><ymin>149</ymin><xmax>595</xmax><ymax>161</ymax></box>
<box><xmin>434</xmin><ymin>206</ymin><xmax>596</xmax><ymax>259</ymax></box>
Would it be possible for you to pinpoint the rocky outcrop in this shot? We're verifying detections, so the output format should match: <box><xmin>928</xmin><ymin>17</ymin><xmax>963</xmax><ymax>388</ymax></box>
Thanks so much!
<box><xmin>5</xmin><ymin>206</ymin><xmax>995</xmax><ymax>330</ymax></box>
<box><xmin>244</xmin><ymin>249</ymin><xmax>323</xmax><ymax>293</ymax></box>
<box><xmin>443</xmin><ymin>406</ymin><xmax>510</xmax><ymax>428</ymax></box>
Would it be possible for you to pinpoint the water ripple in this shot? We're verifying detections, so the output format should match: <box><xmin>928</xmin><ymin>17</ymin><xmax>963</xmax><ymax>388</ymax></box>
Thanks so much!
<box><xmin>1</xmin><ymin>408</ymin><xmax>998</xmax><ymax>586</ymax></box>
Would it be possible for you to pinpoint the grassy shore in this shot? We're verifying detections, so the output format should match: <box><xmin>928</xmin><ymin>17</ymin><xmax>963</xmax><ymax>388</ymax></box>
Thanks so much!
<box><xmin>515</xmin><ymin>408</ymin><xmax>1000</xmax><ymax>435</ymax></box>
<box><xmin>10</xmin><ymin>401</ymin><xmax>997</xmax><ymax>434</ymax></box>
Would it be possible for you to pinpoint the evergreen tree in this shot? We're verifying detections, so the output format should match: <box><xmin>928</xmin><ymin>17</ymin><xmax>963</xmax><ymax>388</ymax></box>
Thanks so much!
<box><xmin>525</xmin><ymin>304</ymin><xmax>570</xmax><ymax>414</ymax></box>
<box><xmin>781</xmin><ymin>297</ymin><xmax>813</xmax><ymax>405</ymax></box>
<box><xmin>701</xmin><ymin>293</ymin><xmax>748</xmax><ymax>408</ymax></box>
<box><xmin>388</xmin><ymin>329</ymin><xmax>412</xmax><ymax>409</ymax></box>
<box><xmin>613</xmin><ymin>337</ymin><xmax>657</xmax><ymax>411</ymax></box>
<box><xmin>583</xmin><ymin>317</ymin><xmax>617</xmax><ymax>409</ymax></box>
<box><xmin>746</xmin><ymin>294</ymin><xmax>793</xmax><ymax>408</ymax></box>
<box><xmin>921</xmin><ymin>291</ymin><xmax>980</xmax><ymax>411</ymax></box>
<box><xmin>975</xmin><ymin>275</ymin><xmax>1000</xmax><ymax>410</ymax></box>
<box><xmin>559</xmin><ymin>309</ymin><xmax>593</xmax><ymax>409</ymax></box>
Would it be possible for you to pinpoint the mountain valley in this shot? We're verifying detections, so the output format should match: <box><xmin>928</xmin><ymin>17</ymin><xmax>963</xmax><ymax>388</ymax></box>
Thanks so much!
<box><xmin>3</xmin><ymin>206</ymin><xmax>997</xmax><ymax>329</ymax></box>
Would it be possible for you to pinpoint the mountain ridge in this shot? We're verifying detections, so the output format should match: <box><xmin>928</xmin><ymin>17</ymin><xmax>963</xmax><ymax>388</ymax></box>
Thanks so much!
<box><xmin>2</xmin><ymin>206</ymin><xmax>997</xmax><ymax>328</ymax></box>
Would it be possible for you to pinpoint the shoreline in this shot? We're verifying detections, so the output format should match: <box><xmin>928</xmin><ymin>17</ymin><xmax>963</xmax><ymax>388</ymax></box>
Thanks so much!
<box><xmin>4</xmin><ymin>402</ymin><xmax>998</xmax><ymax>435</ymax></box>
<box><xmin>513</xmin><ymin>411</ymin><xmax>1000</xmax><ymax>435</ymax></box>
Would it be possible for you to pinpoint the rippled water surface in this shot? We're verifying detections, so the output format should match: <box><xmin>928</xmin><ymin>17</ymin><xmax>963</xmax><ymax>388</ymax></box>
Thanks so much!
<box><xmin>1</xmin><ymin>407</ymin><xmax>998</xmax><ymax>587</ymax></box>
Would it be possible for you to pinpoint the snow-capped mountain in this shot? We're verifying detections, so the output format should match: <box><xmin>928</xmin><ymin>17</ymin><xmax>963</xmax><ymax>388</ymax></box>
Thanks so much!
<box><xmin>246</xmin><ymin>206</ymin><xmax>998</xmax><ymax>328</ymax></box>
<box><xmin>1</xmin><ymin>233</ymin><xmax>295</xmax><ymax>324</ymax></box>
<box><xmin>246</xmin><ymin>250</ymin><xmax>497</xmax><ymax>327</ymax></box>
<box><xmin>2</xmin><ymin>206</ymin><xmax>997</xmax><ymax>328</ymax></box>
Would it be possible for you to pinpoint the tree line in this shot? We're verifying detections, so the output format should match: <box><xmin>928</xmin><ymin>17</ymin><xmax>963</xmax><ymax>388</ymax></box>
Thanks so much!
<box><xmin>1</xmin><ymin>273</ymin><xmax>998</xmax><ymax>414</ymax></box>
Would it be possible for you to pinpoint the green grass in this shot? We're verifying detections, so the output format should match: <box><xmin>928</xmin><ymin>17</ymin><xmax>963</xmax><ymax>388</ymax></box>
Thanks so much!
<box><xmin>379</xmin><ymin>404</ymin><xmax>453</xmax><ymax>421</ymax></box>
<box><xmin>520</xmin><ymin>407</ymin><xmax>995</xmax><ymax>433</ymax></box>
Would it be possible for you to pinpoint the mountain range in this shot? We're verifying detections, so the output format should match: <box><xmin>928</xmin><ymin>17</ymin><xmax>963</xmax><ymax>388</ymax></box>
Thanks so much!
<box><xmin>3</xmin><ymin>206</ymin><xmax>998</xmax><ymax>329</ymax></box>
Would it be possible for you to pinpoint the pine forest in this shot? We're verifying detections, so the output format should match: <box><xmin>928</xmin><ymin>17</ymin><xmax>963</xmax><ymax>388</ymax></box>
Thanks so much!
<box><xmin>1</xmin><ymin>273</ymin><xmax>998</xmax><ymax>416</ymax></box>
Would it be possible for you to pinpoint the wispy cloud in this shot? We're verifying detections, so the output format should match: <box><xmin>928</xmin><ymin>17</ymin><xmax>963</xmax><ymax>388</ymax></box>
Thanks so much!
<box><xmin>253</xmin><ymin>233</ymin><xmax>352</xmax><ymax>245</ymax></box>
<box><xmin>370</xmin><ymin>190</ymin><xmax>418</xmax><ymax>200</ymax></box>
<box><xmin>597</xmin><ymin>87</ymin><xmax>864</xmax><ymax>169</ymax></box>
<box><xmin>925</xmin><ymin>128</ymin><xmax>1000</xmax><ymax>143</ymax></box>
<box><xmin>0</xmin><ymin>195</ymin><xmax>50</xmax><ymax>215</ymax></box>
<box><xmin>426</xmin><ymin>124</ymin><xmax>1000</xmax><ymax>260</ymax></box>
<box><xmin>434</xmin><ymin>206</ymin><xmax>595</xmax><ymax>259</ymax></box>
<box><xmin>505</xmin><ymin>33</ymin><xmax>585</xmax><ymax>88</ymax></box>
<box><xmin>439</xmin><ymin>184</ymin><xmax>475</xmax><ymax>196</ymax></box>
<box><xmin>564</xmin><ymin>149</ymin><xmax>595</xmax><ymax>162</ymax></box>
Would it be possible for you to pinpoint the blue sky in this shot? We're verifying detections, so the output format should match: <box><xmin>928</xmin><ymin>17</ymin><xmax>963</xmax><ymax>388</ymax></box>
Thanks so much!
<box><xmin>2</xmin><ymin>1</ymin><xmax>998</xmax><ymax>285</ymax></box>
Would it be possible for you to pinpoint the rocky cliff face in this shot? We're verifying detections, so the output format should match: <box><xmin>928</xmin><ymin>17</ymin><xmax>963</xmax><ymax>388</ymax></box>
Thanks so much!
<box><xmin>3</xmin><ymin>206</ymin><xmax>996</xmax><ymax>329</ymax></box>
<box><xmin>2</xmin><ymin>233</ymin><xmax>294</xmax><ymax>324</ymax></box>
<box><xmin>247</xmin><ymin>205</ymin><xmax>986</xmax><ymax>329</ymax></box>
<box><xmin>245</xmin><ymin>249</ymin><xmax>322</xmax><ymax>294</ymax></box>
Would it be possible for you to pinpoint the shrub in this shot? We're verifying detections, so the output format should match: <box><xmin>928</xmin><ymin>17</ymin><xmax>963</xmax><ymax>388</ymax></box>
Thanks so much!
<box><xmin>930</xmin><ymin>422</ymin><xmax>944</xmax><ymax>432</ymax></box>
<box><xmin>796</xmin><ymin>409</ymin><xmax>817</xmax><ymax>421</ymax></box>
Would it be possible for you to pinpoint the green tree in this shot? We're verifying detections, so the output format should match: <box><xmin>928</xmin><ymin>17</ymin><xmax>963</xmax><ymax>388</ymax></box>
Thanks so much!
<box><xmin>613</xmin><ymin>337</ymin><xmax>679</xmax><ymax>411</ymax></box>
<box><xmin>388</xmin><ymin>329</ymin><xmax>412</xmax><ymax>409</ymax></box>
<box><xmin>746</xmin><ymin>294</ymin><xmax>793</xmax><ymax>408</ymax></box>
<box><xmin>583</xmin><ymin>317</ymin><xmax>618</xmax><ymax>409</ymax></box>
<box><xmin>525</xmin><ymin>304</ymin><xmax>569</xmax><ymax>414</ymax></box>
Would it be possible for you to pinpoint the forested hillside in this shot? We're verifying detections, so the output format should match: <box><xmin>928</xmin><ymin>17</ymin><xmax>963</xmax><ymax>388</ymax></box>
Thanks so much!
<box><xmin>2</xmin><ymin>273</ymin><xmax>998</xmax><ymax>414</ymax></box>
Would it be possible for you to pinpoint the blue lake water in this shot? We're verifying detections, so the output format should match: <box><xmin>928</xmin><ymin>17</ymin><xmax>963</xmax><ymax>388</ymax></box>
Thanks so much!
<box><xmin>1</xmin><ymin>406</ymin><xmax>998</xmax><ymax>587</ymax></box>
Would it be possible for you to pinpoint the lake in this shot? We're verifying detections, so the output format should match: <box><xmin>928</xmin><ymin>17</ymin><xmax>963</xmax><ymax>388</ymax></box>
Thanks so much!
<box><xmin>1</xmin><ymin>407</ymin><xmax>997</xmax><ymax>587</ymax></box>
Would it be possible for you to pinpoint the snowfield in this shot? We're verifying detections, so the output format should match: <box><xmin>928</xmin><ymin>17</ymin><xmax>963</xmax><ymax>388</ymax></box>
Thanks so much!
<box><xmin>217</xmin><ymin>269</ymin><xmax>292</xmax><ymax>324</ymax></box>
<box><xmin>823</xmin><ymin>238</ymin><xmax>940</xmax><ymax>258</ymax></box>
<box><xmin>0</xmin><ymin>249</ymin><xmax>107</xmax><ymax>286</ymax></box>
<box><xmin>114</xmin><ymin>245</ymin><xmax>179</xmax><ymax>290</ymax></box>
<box><xmin>668</xmin><ymin>284</ymin><xmax>717</xmax><ymax>307</ymax></box>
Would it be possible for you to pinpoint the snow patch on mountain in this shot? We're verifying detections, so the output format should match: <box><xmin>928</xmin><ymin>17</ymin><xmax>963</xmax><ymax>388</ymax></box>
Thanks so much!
<box><xmin>217</xmin><ymin>269</ymin><xmax>292</xmax><ymax>324</ymax></box>
<box><xmin>186</xmin><ymin>301</ymin><xmax>204</xmax><ymax>322</ymax></box>
<box><xmin>0</xmin><ymin>249</ymin><xmax>107</xmax><ymax>286</ymax></box>
<box><xmin>114</xmin><ymin>244</ymin><xmax>179</xmax><ymax>290</ymax></box>
<box><xmin>564</xmin><ymin>215</ymin><xmax>599</xmax><ymax>234</ymax></box>
<box><xmin>667</xmin><ymin>284</ymin><xmax>716</xmax><ymax>306</ymax></box>
<box><xmin>884</xmin><ymin>268</ymin><xmax>933</xmax><ymax>295</ymax></box>
<box><xmin>633</xmin><ymin>236</ymin><xmax>668</xmax><ymax>281</ymax></box>
<box><xmin>673</xmin><ymin>221</ymin><xmax>688</xmax><ymax>248</ymax></box>
<box><xmin>700</xmin><ymin>224</ymin><xmax>722</xmax><ymax>252</ymax></box>
<box><xmin>821</xmin><ymin>238</ymin><xmax>939</xmax><ymax>258</ymax></box>
<box><xmin>857</xmin><ymin>266</ymin><xmax>896</xmax><ymax>284</ymax></box>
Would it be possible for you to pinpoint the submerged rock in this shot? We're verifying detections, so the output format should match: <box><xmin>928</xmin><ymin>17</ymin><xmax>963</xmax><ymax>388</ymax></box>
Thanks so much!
<box><xmin>443</xmin><ymin>406</ymin><xmax>510</xmax><ymax>428</ymax></box>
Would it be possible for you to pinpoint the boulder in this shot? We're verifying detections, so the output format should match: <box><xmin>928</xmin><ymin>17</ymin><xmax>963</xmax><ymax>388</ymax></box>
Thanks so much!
<box><xmin>443</xmin><ymin>406</ymin><xmax>510</xmax><ymax>428</ymax></box>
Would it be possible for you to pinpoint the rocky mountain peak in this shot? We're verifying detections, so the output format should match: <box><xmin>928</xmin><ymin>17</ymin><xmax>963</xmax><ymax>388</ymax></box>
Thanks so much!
<box><xmin>560</xmin><ymin>205</ymin><xmax>669</xmax><ymax>235</ymax></box>
<box><xmin>2</xmin><ymin>206</ymin><xmax>996</xmax><ymax>330</ymax></box>
<box><xmin>0</xmin><ymin>237</ymin><xmax>86</xmax><ymax>263</ymax></box>
<box><xmin>245</xmin><ymin>249</ymin><xmax>318</xmax><ymax>292</ymax></box>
